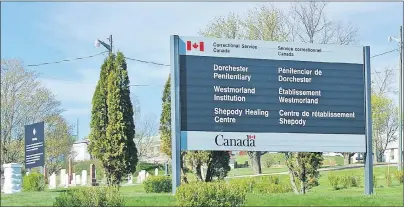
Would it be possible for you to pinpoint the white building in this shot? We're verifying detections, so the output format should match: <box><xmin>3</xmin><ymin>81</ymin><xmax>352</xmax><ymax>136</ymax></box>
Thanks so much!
<box><xmin>70</xmin><ymin>136</ymin><xmax>170</xmax><ymax>163</ymax></box>
<box><xmin>324</xmin><ymin>152</ymin><xmax>343</xmax><ymax>157</ymax></box>
<box><xmin>383</xmin><ymin>140</ymin><xmax>400</xmax><ymax>163</ymax></box>
<box><xmin>71</xmin><ymin>139</ymin><xmax>91</xmax><ymax>162</ymax></box>
<box><xmin>350</xmin><ymin>139</ymin><xmax>400</xmax><ymax>164</ymax></box>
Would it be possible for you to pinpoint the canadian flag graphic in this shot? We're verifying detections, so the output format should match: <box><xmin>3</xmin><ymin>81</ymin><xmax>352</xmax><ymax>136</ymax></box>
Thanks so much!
<box><xmin>186</xmin><ymin>41</ymin><xmax>204</xmax><ymax>51</ymax></box>
<box><xmin>247</xmin><ymin>135</ymin><xmax>256</xmax><ymax>140</ymax></box>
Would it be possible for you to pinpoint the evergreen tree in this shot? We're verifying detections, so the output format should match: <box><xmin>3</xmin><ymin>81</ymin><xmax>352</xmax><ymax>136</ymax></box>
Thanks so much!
<box><xmin>159</xmin><ymin>76</ymin><xmax>171</xmax><ymax>156</ymax></box>
<box><xmin>89</xmin><ymin>52</ymin><xmax>138</xmax><ymax>187</ymax></box>
<box><xmin>103</xmin><ymin>52</ymin><xmax>138</xmax><ymax>186</ymax></box>
<box><xmin>115</xmin><ymin>52</ymin><xmax>138</xmax><ymax>176</ymax></box>
<box><xmin>88</xmin><ymin>56</ymin><xmax>113</xmax><ymax>159</ymax></box>
<box><xmin>284</xmin><ymin>152</ymin><xmax>323</xmax><ymax>194</ymax></box>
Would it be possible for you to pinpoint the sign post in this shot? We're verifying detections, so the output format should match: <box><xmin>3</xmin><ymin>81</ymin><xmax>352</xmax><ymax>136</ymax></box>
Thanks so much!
<box><xmin>364</xmin><ymin>46</ymin><xmax>373</xmax><ymax>195</ymax></box>
<box><xmin>171</xmin><ymin>35</ymin><xmax>181</xmax><ymax>194</ymax></box>
<box><xmin>170</xmin><ymin>35</ymin><xmax>371</xmax><ymax>194</ymax></box>
<box><xmin>24</xmin><ymin>121</ymin><xmax>45</xmax><ymax>171</ymax></box>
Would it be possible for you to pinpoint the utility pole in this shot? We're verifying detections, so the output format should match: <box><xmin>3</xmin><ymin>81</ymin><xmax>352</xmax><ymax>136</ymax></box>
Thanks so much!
<box><xmin>388</xmin><ymin>25</ymin><xmax>403</xmax><ymax>170</ymax></box>
<box><xmin>400</xmin><ymin>2</ymin><xmax>404</xmax><ymax>170</ymax></box>
<box><xmin>95</xmin><ymin>34</ymin><xmax>113</xmax><ymax>55</ymax></box>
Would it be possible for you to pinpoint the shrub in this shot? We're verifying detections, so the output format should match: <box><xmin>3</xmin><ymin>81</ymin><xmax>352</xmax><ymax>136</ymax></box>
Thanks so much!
<box><xmin>143</xmin><ymin>176</ymin><xmax>171</xmax><ymax>193</ymax></box>
<box><xmin>254</xmin><ymin>181</ymin><xmax>292</xmax><ymax>194</ymax></box>
<box><xmin>261</xmin><ymin>154</ymin><xmax>285</xmax><ymax>168</ymax></box>
<box><xmin>328</xmin><ymin>173</ymin><xmax>340</xmax><ymax>190</ymax></box>
<box><xmin>53</xmin><ymin>187</ymin><xmax>124</xmax><ymax>207</ymax></box>
<box><xmin>385</xmin><ymin>172</ymin><xmax>392</xmax><ymax>187</ymax></box>
<box><xmin>263</xmin><ymin>175</ymin><xmax>280</xmax><ymax>184</ymax></box>
<box><xmin>228</xmin><ymin>177</ymin><xmax>255</xmax><ymax>193</ymax></box>
<box><xmin>340</xmin><ymin>175</ymin><xmax>351</xmax><ymax>189</ymax></box>
<box><xmin>176</xmin><ymin>181</ymin><xmax>246</xmax><ymax>207</ymax></box>
<box><xmin>261</xmin><ymin>154</ymin><xmax>277</xmax><ymax>168</ymax></box>
<box><xmin>22</xmin><ymin>172</ymin><xmax>45</xmax><ymax>192</ymax></box>
<box><xmin>229</xmin><ymin>176</ymin><xmax>291</xmax><ymax>194</ymax></box>
<box><xmin>394</xmin><ymin>170</ymin><xmax>404</xmax><ymax>184</ymax></box>
<box><xmin>350</xmin><ymin>175</ymin><xmax>361</xmax><ymax>187</ymax></box>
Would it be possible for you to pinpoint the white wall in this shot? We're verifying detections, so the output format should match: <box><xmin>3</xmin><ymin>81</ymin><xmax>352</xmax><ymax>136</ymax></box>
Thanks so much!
<box><xmin>384</xmin><ymin>140</ymin><xmax>399</xmax><ymax>163</ymax></box>
<box><xmin>71</xmin><ymin>142</ymin><xmax>91</xmax><ymax>162</ymax></box>
<box><xmin>384</xmin><ymin>148</ymin><xmax>399</xmax><ymax>163</ymax></box>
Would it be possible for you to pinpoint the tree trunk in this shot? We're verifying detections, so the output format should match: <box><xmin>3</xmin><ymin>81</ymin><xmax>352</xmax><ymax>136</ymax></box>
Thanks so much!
<box><xmin>180</xmin><ymin>152</ymin><xmax>188</xmax><ymax>184</ymax></box>
<box><xmin>300</xmin><ymin>180</ymin><xmax>305</xmax><ymax>194</ymax></box>
<box><xmin>343</xmin><ymin>153</ymin><xmax>350</xmax><ymax>165</ymax></box>
<box><xmin>377</xmin><ymin>150</ymin><xmax>384</xmax><ymax>163</ymax></box>
<box><xmin>248</xmin><ymin>151</ymin><xmax>262</xmax><ymax>174</ymax></box>
<box><xmin>204</xmin><ymin>159</ymin><xmax>214</xmax><ymax>182</ymax></box>
<box><xmin>288</xmin><ymin>168</ymin><xmax>299</xmax><ymax>194</ymax></box>
<box><xmin>284</xmin><ymin>152</ymin><xmax>299</xmax><ymax>194</ymax></box>
<box><xmin>193</xmin><ymin>162</ymin><xmax>203</xmax><ymax>181</ymax></box>
<box><xmin>373</xmin><ymin>144</ymin><xmax>378</xmax><ymax>163</ymax></box>
<box><xmin>300</xmin><ymin>163</ymin><xmax>306</xmax><ymax>194</ymax></box>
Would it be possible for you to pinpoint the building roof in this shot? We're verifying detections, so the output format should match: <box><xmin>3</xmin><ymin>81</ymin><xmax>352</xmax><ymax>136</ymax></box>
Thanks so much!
<box><xmin>386</xmin><ymin>139</ymin><xmax>399</xmax><ymax>149</ymax></box>
<box><xmin>73</xmin><ymin>139</ymin><xmax>89</xmax><ymax>145</ymax></box>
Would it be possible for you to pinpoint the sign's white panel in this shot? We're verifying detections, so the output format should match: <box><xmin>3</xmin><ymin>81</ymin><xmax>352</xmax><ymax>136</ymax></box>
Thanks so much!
<box><xmin>181</xmin><ymin>131</ymin><xmax>366</xmax><ymax>152</ymax></box>
<box><xmin>178</xmin><ymin>36</ymin><xmax>363</xmax><ymax>64</ymax></box>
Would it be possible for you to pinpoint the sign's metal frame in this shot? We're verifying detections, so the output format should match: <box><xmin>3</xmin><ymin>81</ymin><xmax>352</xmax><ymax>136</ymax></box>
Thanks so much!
<box><xmin>170</xmin><ymin>35</ymin><xmax>373</xmax><ymax>195</ymax></box>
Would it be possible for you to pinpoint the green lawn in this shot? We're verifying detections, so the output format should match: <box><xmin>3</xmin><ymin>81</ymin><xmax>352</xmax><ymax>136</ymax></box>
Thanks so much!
<box><xmin>1</xmin><ymin>166</ymin><xmax>402</xmax><ymax>206</ymax></box>
<box><xmin>229</xmin><ymin>154</ymin><xmax>344</xmax><ymax>177</ymax></box>
<box><xmin>234</xmin><ymin>154</ymin><xmax>344</xmax><ymax>167</ymax></box>
<box><xmin>324</xmin><ymin>156</ymin><xmax>344</xmax><ymax>166</ymax></box>
<box><xmin>227</xmin><ymin>166</ymin><xmax>287</xmax><ymax>177</ymax></box>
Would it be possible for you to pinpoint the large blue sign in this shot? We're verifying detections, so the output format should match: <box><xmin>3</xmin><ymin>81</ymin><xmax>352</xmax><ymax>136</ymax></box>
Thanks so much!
<box><xmin>24</xmin><ymin>121</ymin><xmax>45</xmax><ymax>169</ymax></box>
<box><xmin>173</xmin><ymin>36</ymin><xmax>366</xmax><ymax>153</ymax></box>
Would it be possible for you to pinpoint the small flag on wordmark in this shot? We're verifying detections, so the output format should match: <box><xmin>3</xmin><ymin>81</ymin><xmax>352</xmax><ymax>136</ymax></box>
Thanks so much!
<box><xmin>247</xmin><ymin>135</ymin><xmax>256</xmax><ymax>140</ymax></box>
<box><xmin>186</xmin><ymin>41</ymin><xmax>204</xmax><ymax>51</ymax></box>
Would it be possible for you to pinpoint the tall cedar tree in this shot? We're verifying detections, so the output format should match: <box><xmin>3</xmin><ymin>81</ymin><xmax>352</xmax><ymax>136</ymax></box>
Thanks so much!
<box><xmin>88</xmin><ymin>57</ymin><xmax>111</xmax><ymax>159</ymax></box>
<box><xmin>104</xmin><ymin>52</ymin><xmax>138</xmax><ymax>186</ymax></box>
<box><xmin>89</xmin><ymin>53</ymin><xmax>138</xmax><ymax>186</ymax></box>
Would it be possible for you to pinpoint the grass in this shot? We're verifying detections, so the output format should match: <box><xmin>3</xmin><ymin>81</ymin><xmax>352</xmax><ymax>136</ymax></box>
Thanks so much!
<box><xmin>229</xmin><ymin>154</ymin><xmax>344</xmax><ymax>177</ymax></box>
<box><xmin>234</xmin><ymin>154</ymin><xmax>250</xmax><ymax>163</ymax></box>
<box><xmin>2</xmin><ymin>166</ymin><xmax>402</xmax><ymax>206</ymax></box>
<box><xmin>227</xmin><ymin>166</ymin><xmax>287</xmax><ymax>177</ymax></box>
<box><xmin>246</xmin><ymin>187</ymin><xmax>403</xmax><ymax>206</ymax></box>
<box><xmin>234</xmin><ymin>154</ymin><xmax>344</xmax><ymax>167</ymax></box>
<box><xmin>324</xmin><ymin>156</ymin><xmax>344</xmax><ymax>166</ymax></box>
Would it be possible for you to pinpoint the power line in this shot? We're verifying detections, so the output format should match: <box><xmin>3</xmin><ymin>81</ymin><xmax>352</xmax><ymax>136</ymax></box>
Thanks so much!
<box><xmin>26</xmin><ymin>52</ymin><xmax>170</xmax><ymax>67</ymax></box>
<box><xmin>24</xmin><ymin>48</ymin><xmax>399</xmax><ymax>84</ymax></box>
<box><xmin>26</xmin><ymin>51</ymin><xmax>108</xmax><ymax>67</ymax></box>
<box><xmin>24</xmin><ymin>52</ymin><xmax>170</xmax><ymax>86</ymax></box>
<box><xmin>371</xmin><ymin>49</ymin><xmax>398</xmax><ymax>58</ymax></box>
<box><xmin>124</xmin><ymin>57</ymin><xmax>170</xmax><ymax>67</ymax></box>
<box><xmin>25</xmin><ymin>47</ymin><xmax>397</xmax><ymax>68</ymax></box>
<box><xmin>40</xmin><ymin>76</ymin><xmax>162</xmax><ymax>87</ymax></box>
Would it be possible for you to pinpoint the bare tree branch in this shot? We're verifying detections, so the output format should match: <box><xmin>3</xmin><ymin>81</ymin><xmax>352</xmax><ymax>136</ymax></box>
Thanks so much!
<box><xmin>1</xmin><ymin>59</ymin><xmax>64</xmax><ymax>164</ymax></box>
<box><xmin>131</xmin><ymin>95</ymin><xmax>159</xmax><ymax>161</ymax></box>
<box><xmin>287</xmin><ymin>1</ymin><xmax>357</xmax><ymax>45</ymax></box>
